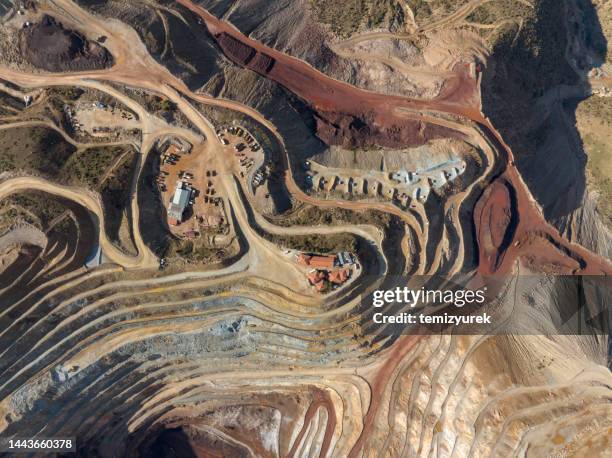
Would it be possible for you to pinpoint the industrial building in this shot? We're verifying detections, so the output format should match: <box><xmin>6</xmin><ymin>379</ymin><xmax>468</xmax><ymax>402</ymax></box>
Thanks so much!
<box><xmin>168</xmin><ymin>181</ymin><xmax>191</xmax><ymax>225</ymax></box>
<box><xmin>296</xmin><ymin>253</ymin><xmax>337</xmax><ymax>269</ymax></box>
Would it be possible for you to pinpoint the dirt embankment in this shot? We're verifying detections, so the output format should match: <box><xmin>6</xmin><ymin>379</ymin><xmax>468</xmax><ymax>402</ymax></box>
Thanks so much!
<box><xmin>311</xmin><ymin>109</ymin><xmax>455</xmax><ymax>150</ymax></box>
<box><xmin>178</xmin><ymin>0</ymin><xmax>611</xmax><ymax>277</ymax></box>
<box><xmin>203</xmin><ymin>24</ymin><xmax>469</xmax><ymax>149</ymax></box>
<box><xmin>474</xmin><ymin>153</ymin><xmax>612</xmax><ymax>276</ymax></box>
<box><xmin>473</xmin><ymin>178</ymin><xmax>516</xmax><ymax>274</ymax></box>
<box><xmin>141</xmin><ymin>426</ymin><xmax>251</xmax><ymax>457</ymax></box>
<box><xmin>19</xmin><ymin>15</ymin><xmax>113</xmax><ymax>73</ymax></box>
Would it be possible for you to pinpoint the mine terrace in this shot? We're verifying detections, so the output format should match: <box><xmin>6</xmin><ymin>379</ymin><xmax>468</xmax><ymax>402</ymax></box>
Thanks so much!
<box><xmin>0</xmin><ymin>0</ymin><xmax>610</xmax><ymax>456</ymax></box>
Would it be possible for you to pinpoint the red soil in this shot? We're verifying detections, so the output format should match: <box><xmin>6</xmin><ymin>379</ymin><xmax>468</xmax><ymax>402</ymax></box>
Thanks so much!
<box><xmin>177</xmin><ymin>0</ymin><xmax>473</xmax><ymax>149</ymax></box>
<box><xmin>312</xmin><ymin>109</ymin><xmax>456</xmax><ymax>149</ymax></box>
<box><xmin>473</xmin><ymin>178</ymin><xmax>515</xmax><ymax>274</ymax></box>
<box><xmin>249</xmin><ymin>51</ymin><xmax>275</xmax><ymax>74</ymax></box>
<box><xmin>169</xmin><ymin>4</ymin><xmax>611</xmax><ymax>444</ymax></box>
<box><xmin>175</xmin><ymin>0</ymin><xmax>611</xmax><ymax>276</ymax></box>
<box><xmin>347</xmin><ymin>336</ymin><xmax>421</xmax><ymax>458</ymax></box>
<box><xmin>166</xmin><ymin>7</ymin><xmax>612</xmax><ymax>458</ymax></box>
<box><xmin>216</xmin><ymin>32</ymin><xmax>256</xmax><ymax>66</ymax></box>
<box><xmin>285</xmin><ymin>388</ymin><xmax>336</xmax><ymax>458</ymax></box>
<box><xmin>435</xmin><ymin>62</ymin><xmax>482</xmax><ymax>110</ymax></box>
<box><xmin>474</xmin><ymin>126</ymin><xmax>612</xmax><ymax>276</ymax></box>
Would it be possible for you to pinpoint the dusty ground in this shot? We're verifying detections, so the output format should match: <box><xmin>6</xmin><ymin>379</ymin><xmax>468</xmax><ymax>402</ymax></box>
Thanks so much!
<box><xmin>74</xmin><ymin>103</ymin><xmax>139</xmax><ymax>136</ymax></box>
<box><xmin>19</xmin><ymin>14</ymin><xmax>113</xmax><ymax>72</ymax></box>
<box><xmin>0</xmin><ymin>1</ymin><xmax>610</xmax><ymax>457</ymax></box>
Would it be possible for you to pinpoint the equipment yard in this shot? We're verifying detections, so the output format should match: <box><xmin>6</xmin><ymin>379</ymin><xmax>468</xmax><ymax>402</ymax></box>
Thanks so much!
<box><xmin>0</xmin><ymin>0</ymin><xmax>610</xmax><ymax>456</ymax></box>
<box><xmin>71</xmin><ymin>100</ymin><xmax>139</xmax><ymax>137</ymax></box>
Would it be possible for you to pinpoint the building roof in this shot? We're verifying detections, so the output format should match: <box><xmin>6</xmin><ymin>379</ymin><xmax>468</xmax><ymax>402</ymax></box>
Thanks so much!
<box><xmin>172</xmin><ymin>186</ymin><xmax>190</xmax><ymax>206</ymax></box>
<box><xmin>168</xmin><ymin>185</ymin><xmax>190</xmax><ymax>221</ymax></box>
<box><xmin>329</xmin><ymin>269</ymin><xmax>350</xmax><ymax>284</ymax></box>
<box><xmin>307</xmin><ymin>270</ymin><xmax>326</xmax><ymax>285</ymax></box>
<box><xmin>309</xmin><ymin>255</ymin><xmax>336</xmax><ymax>270</ymax></box>
<box><xmin>168</xmin><ymin>203</ymin><xmax>184</xmax><ymax>220</ymax></box>
<box><xmin>296</xmin><ymin>253</ymin><xmax>312</xmax><ymax>266</ymax></box>
<box><xmin>297</xmin><ymin>253</ymin><xmax>336</xmax><ymax>269</ymax></box>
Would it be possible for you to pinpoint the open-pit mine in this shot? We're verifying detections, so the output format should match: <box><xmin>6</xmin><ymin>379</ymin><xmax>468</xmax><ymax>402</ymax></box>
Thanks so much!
<box><xmin>0</xmin><ymin>0</ymin><xmax>611</xmax><ymax>456</ymax></box>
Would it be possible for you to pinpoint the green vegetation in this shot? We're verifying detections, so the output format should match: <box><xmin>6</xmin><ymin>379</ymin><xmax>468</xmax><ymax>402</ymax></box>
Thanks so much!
<box><xmin>142</xmin><ymin>93</ymin><xmax>176</xmax><ymax>114</ymax></box>
<box><xmin>466</xmin><ymin>5</ymin><xmax>496</xmax><ymax>25</ymax></box>
<box><xmin>0</xmin><ymin>148</ymin><xmax>14</xmax><ymax>170</ymax></box>
<box><xmin>122</xmin><ymin>87</ymin><xmax>167</xmax><ymax>115</ymax></box>
<box><xmin>268</xmin><ymin>232</ymin><xmax>358</xmax><ymax>254</ymax></box>
<box><xmin>48</xmin><ymin>86</ymin><xmax>84</xmax><ymax>102</ymax></box>
<box><xmin>121</xmin><ymin>86</ymin><xmax>194</xmax><ymax>128</ymax></box>
<box><xmin>0</xmin><ymin>123</ymin><xmax>134</xmax><ymax>189</ymax></box>
<box><xmin>406</xmin><ymin>0</ymin><xmax>472</xmax><ymax>24</ymax></box>
<box><xmin>270</xmin><ymin>204</ymin><xmax>405</xmax><ymax>274</ymax></box>
<box><xmin>0</xmin><ymin>91</ymin><xmax>25</xmax><ymax>116</ymax></box>
<box><xmin>170</xmin><ymin>239</ymin><xmax>232</xmax><ymax>264</ymax></box>
<box><xmin>466</xmin><ymin>0</ymin><xmax>531</xmax><ymax>27</ymax></box>
<box><xmin>497</xmin><ymin>0</ymin><xmax>575</xmax><ymax>92</ymax></box>
<box><xmin>62</xmin><ymin>146</ymin><xmax>134</xmax><ymax>188</ymax></box>
<box><xmin>309</xmin><ymin>0</ymin><xmax>402</xmax><ymax>37</ymax></box>
<box><xmin>194</xmin><ymin>99</ymin><xmax>282</xmax><ymax>166</ymax></box>
<box><xmin>162</xmin><ymin>229</ymin><xmax>239</xmax><ymax>266</ymax></box>
<box><xmin>275</xmin><ymin>204</ymin><xmax>392</xmax><ymax>228</ymax></box>
<box><xmin>100</xmin><ymin>152</ymin><xmax>137</xmax><ymax>249</ymax></box>
<box><xmin>271</xmin><ymin>205</ymin><xmax>388</xmax><ymax>257</ymax></box>
<box><xmin>582</xmin><ymin>133</ymin><xmax>612</xmax><ymax>226</ymax></box>
<box><xmin>406</xmin><ymin>0</ymin><xmax>432</xmax><ymax>23</ymax></box>
<box><xmin>368</xmin><ymin>0</ymin><xmax>403</xmax><ymax>28</ymax></box>
<box><xmin>0</xmin><ymin>126</ymin><xmax>76</xmax><ymax>177</ymax></box>
<box><xmin>576</xmin><ymin>97</ymin><xmax>612</xmax><ymax>227</ymax></box>
<box><xmin>577</xmin><ymin>96</ymin><xmax>612</xmax><ymax>124</ymax></box>
<box><xmin>480</xmin><ymin>0</ymin><xmax>611</xmax><ymax>230</ymax></box>
<box><xmin>0</xmin><ymin>192</ymin><xmax>68</xmax><ymax>230</ymax></box>
<box><xmin>46</xmin><ymin>86</ymin><xmax>85</xmax><ymax>113</ymax></box>
<box><xmin>482</xmin><ymin>0</ymin><xmax>578</xmax><ymax>155</ymax></box>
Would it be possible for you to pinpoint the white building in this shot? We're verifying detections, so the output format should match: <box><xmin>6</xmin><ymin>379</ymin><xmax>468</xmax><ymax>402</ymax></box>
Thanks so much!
<box><xmin>168</xmin><ymin>182</ymin><xmax>191</xmax><ymax>224</ymax></box>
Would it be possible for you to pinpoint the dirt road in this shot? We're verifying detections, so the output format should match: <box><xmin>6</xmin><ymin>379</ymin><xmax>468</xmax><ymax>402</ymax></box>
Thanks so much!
<box><xmin>0</xmin><ymin>176</ymin><xmax>157</xmax><ymax>269</ymax></box>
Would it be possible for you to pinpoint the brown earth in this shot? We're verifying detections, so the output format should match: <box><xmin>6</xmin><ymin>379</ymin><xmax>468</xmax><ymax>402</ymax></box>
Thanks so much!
<box><xmin>179</xmin><ymin>1</ymin><xmax>477</xmax><ymax>149</ymax></box>
<box><xmin>311</xmin><ymin>109</ymin><xmax>455</xmax><ymax>149</ymax></box>
<box><xmin>473</xmin><ymin>178</ymin><xmax>516</xmax><ymax>274</ymax></box>
<box><xmin>19</xmin><ymin>15</ymin><xmax>113</xmax><ymax>73</ymax></box>
<box><xmin>474</xmin><ymin>169</ymin><xmax>612</xmax><ymax>277</ymax></box>
<box><xmin>142</xmin><ymin>426</ymin><xmax>250</xmax><ymax>457</ymax></box>
<box><xmin>176</xmin><ymin>0</ymin><xmax>611</xmax><ymax>278</ymax></box>
<box><xmin>285</xmin><ymin>388</ymin><xmax>336</xmax><ymax>458</ymax></box>
<box><xmin>1</xmin><ymin>2</ymin><xmax>610</xmax><ymax>456</ymax></box>
<box><xmin>347</xmin><ymin>335</ymin><xmax>421</xmax><ymax>458</ymax></box>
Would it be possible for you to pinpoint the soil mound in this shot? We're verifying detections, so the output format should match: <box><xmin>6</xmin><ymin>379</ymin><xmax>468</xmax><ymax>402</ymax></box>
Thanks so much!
<box><xmin>474</xmin><ymin>178</ymin><xmax>517</xmax><ymax>274</ymax></box>
<box><xmin>19</xmin><ymin>15</ymin><xmax>113</xmax><ymax>72</ymax></box>
<box><xmin>216</xmin><ymin>32</ymin><xmax>256</xmax><ymax>66</ymax></box>
<box><xmin>213</xmin><ymin>29</ymin><xmax>455</xmax><ymax>149</ymax></box>
<box><xmin>313</xmin><ymin>110</ymin><xmax>453</xmax><ymax>149</ymax></box>
<box><xmin>216</xmin><ymin>32</ymin><xmax>275</xmax><ymax>74</ymax></box>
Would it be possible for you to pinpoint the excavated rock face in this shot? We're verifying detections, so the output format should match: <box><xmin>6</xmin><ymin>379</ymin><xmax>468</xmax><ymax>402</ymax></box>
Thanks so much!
<box><xmin>481</xmin><ymin>0</ymin><xmax>611</xmax><ymax>258</ymax></box>
<box><xmin>18</xmin><ymin>15</ymin><xmax>113</xmax><ymax>72</ymax></box>
<box><xmin>312</xmin><ymin>110</ymin><xmax>456</xmax><ymax>150</ymax></box>
<box><xmin>0</xmin><ymin>294</ymin><xmax>608</xmax><ymax>457</ymax></box>
<box><xmin>204</xmin><ymin>20</ymin><xmax>468</xmax><ymax>151</ymax></box>
<box><xmin>0</xmin><ymin>0</ymin><xmax>610</xmax><ymax>456</ymax></box>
